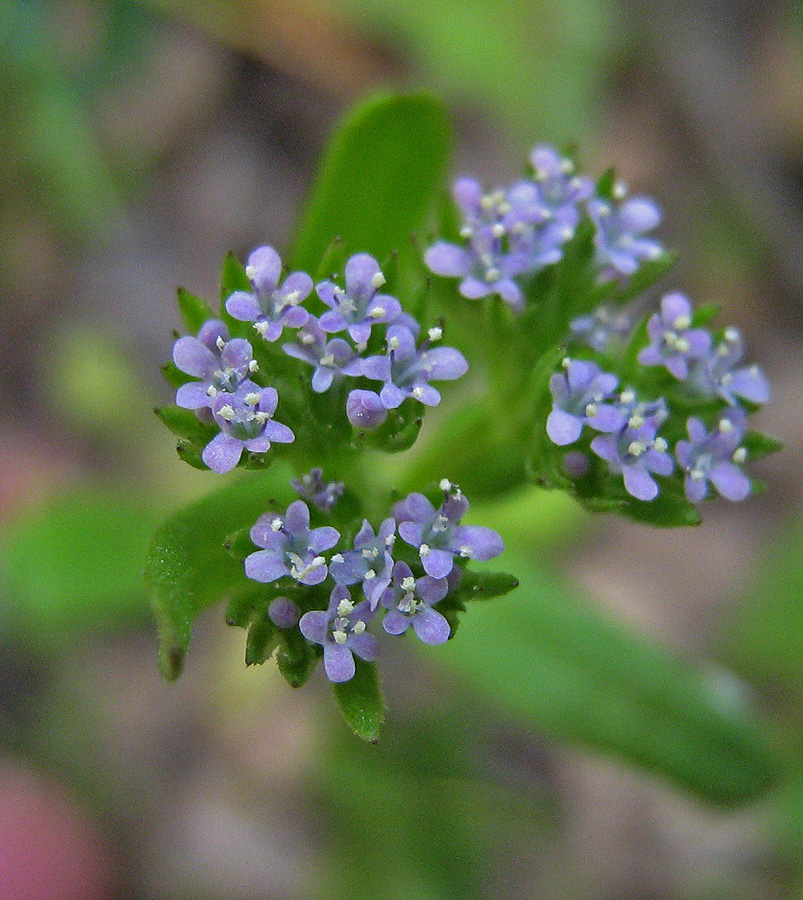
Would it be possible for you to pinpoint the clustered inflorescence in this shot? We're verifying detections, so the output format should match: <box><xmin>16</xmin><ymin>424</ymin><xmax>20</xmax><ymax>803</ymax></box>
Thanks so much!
<box><xmin>159</xmin><ymin>140</ymin><xmax>775</xmax><ymax>695</ymax></box>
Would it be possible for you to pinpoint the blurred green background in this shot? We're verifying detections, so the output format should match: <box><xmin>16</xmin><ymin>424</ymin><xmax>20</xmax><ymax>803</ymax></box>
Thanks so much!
<box><xmin>1</xmin><ymin>0</ymin><xmax>803</xmax><ymax>898</ymax></box>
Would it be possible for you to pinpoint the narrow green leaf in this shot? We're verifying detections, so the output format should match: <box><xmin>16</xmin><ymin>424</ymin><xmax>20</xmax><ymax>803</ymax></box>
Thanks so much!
<box><xmin>452</xmin><ymin>570</ymin><xmax>520</xmax><ymax>602</ymax></box>
<box><xmin>154</xmin><ymin>405</ymin><xmax>216</xmax><ymax>445</ymax></box>
<box><xmin>333</xmin><ymin>657</ymin><xmax>385</xmax><ymax>743</ymax></box>
<box><xmin>290</xmin><ymin>92</ymin><xmax>451</xmax><ymax>273</ymax></box>
<box><xmin>442</xmin><ymin>549</ymin><xmax>778</xmax><ymax>805</ymax></box>
<box><xmin>220</xmin><ymin>250</ymin><xmax>251</xmax><ymax>303</ymax></box>
<box><xmin>742</xmin><ymin>431</ymin><xmax>783</xmax><ymax>459</ymax></box>
<box><xmin>620</xmin><ymin>492</ymin><xmax>702</xmax><ymax>528</ymax></box>
<box><xmin>245</xmin><ymin>615</ymin><xmax>279</xmax><ymax>666</ymax></box>
<box><xmin>145</xmin><ymin>466</ymin><xmax>296</xmax><ymax>680</ymax></box>
<box><xmin>177</xmin><ymin>286</ymin><xmax>215</xmax><ymax>334</ymax></box>
<box><xmin>276</xmin><ymin>628</ymin><xmax>319</xmax><ymax>688</ymax></box>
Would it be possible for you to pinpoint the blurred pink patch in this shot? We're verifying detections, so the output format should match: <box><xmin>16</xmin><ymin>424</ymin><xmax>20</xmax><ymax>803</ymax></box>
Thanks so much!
<box><xmin>0</xmin><ymin>760</ymin><xmax>116</xmax><ymax>900</ymax></box>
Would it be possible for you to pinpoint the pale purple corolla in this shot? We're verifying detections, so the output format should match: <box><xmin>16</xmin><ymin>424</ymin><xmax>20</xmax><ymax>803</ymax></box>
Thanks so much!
<box><xmin>361</xmin><ymin>324</ymin><xmax>468</xmax><ymax>410</ymax></box>
<box><xmin>244</xmin><ymin>499</ymin><xmax>339</xmax><ymax>586</ymax></box>
<box><xmin>546</xmin><ymin>359</ymin><xmax>624</xmax><ymax>445</ymax></box>
<box><xmin>225</xmin><ymin>245</ymin><xmax>312</xmax><ymax>341</ymax></box>
<box><xmin>380</xmin><ymin>561</ymin><xmax>450</xmax><ymax>645</ymax></box>
<box><xmin>316</xmin><ymin>254</ymin><xmax>401</xmax><ymax>346</ymax></box>
<box><xmin>202</xmin><ymin>386</ymin><xmax>294</xmax><ymax>474</ymax></box>
<box><xmin>329</xmin><ymin>518</ymin><xmax>396</xmax><ymax>609</ymax></box>
<box><xmin>394</xmin><ymin>481</ymin><xmax>504</xmax><ymax>579</ymax></box>
<box><xmin>282</xmin><ymin>316</ymin><xmax>363</xmax><ymax>392</ymax></box>
<box><xmin>675</xmin><ymin>408</ymin><xmax>751</xmax><ymax>502</ymax></box>
<box><xmin>529</xmin><ymin>145</ymin><xmax>594</xmax><ymax>225</ymax></box>
<box><xmin>689</xmin><ymin>327</ymin><xmax>770</xmax><ymax>406</ymax></box>
<box><xmin>268</xmin><ymin>597</ymin><xmax>301</xmax><ymax>629</ymax></box>
<box><xmin>291</xmin><ymin>468</ymin><xmax>344</xmax><ymax>512</ymax></box>
<box><xmin>424</xmin><ymin>178</ymin><xmax>526</xmax><ymax>310</ymax></box>
<box><xmin>590</xmin><ymin>419</ymin><xmax>674</xmax><ymax>501</ymax></box>
<box><xmin>345</xmin><ymin>389</ymin><xmax>388</xmax><ymax>430</ymax></box>
<box><xmin>637</xmin><ymin>292</ymin><xmax>712</xmax><ymax>380</ymax></box>
<box><xmin>587</xmin><ymin>193</ymin><xmax>663</xmax><ymax>277</ymax></box>
<box><xmin>569</xmin><ymin>304</ymin><xmax>632</xmax><ymax>353</ymax></box>
<box><xmin>173</xmin><ymin>319</ymin><xmax>259</xmax><ymax>409</ymax></box>
<box><xmin>299</xmin><ymin>585</ymin><xmax>378</xmax><ymax>683</ymax></box>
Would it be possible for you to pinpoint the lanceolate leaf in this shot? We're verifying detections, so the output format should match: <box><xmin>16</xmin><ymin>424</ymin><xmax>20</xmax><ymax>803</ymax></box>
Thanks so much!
<box><xmin>333</xmin><ymin>657</ymin><xmax>385</xmax><ymax>743</ymax></box>
<box><xmin>441</xmin><ymin>550</ymin><xmax>778</xmax><ymax>805</ymax></box>
<box><xmin>290</xmin><ymin>92</ymin><xmax>451</xmax><ymax>273</ymax></box>
<box><xmin>145</xmin><ymin>465</ymin><xmax>296</xmax><ymax>680</ymax></box>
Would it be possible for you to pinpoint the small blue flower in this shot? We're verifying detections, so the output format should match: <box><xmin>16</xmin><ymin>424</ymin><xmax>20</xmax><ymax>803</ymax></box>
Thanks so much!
<box><xmin>546</xmin><ymin>359</ymin><xmax>624</xmax><ymax>446</ymax></box>
<box><xmin>675</xmin><ymin>408</ymin><xmax>751</xmax><ymax>502</ymax></box>
<box><xmin>380</xmin><ymin>561</ymin><xmax>450</xmax><ymax>645</ymax></box>
<box><xmin>361</xmin><ymin>324</ymin><xmax>468</xmax><ymax>410</ymax></box>
<box><xmin>329</xmin><ymin>518</ymin><xmax>396</xmax><ymax>609</ymax></box>
<box><xmin>637</xmin><ymin>292</ymin><xmax>712</xmax><ymax>380</ymax></box>
<box><xmin>345</xmin><ymin>389</ymin><xmax>389</xmax><ymax>430</ymax></box>
<box><xmin>282</xmin><ymin>316</ymin><xmax>364</xmax><ymax>392</ymax></box>
<box><xmin>299</xmin><ymin>586</ymin><xmax>379</xmax><ymax>683</ymax></box>
<box><xmin>689</xmin><ymin>327</ymin><xmax>770</xmax><ymax>406</ymax></box>
<box><xmin>587</xmin><ymin>192</ymin><xmax>663</xmax><ymax>277</ymax></box>
<box><xmin>394</xmin><ymin>480</ymin><xmax>504</xmax><ymax>579</ymax></box>
<box><xmin>569</xmin><ymin>304</ymin><xmax>632</xmax><ymax>353</ymax></box>
<box><xmin>528</xmin><ymin>145</ymin><xmax>593</xmax><ymax>226</ymax></box>
<box><xmin>202</xmin><ymin>386</ymin><xmax>295</xmax><ymax>474</ymax></box>
<box><xmin>226</xmin><ymin>245</ymin><xmax>313</xmax><ymax>341</ymax></box>
<box><xmin>316</xmin><ymin>254</ymin><xmax>401</xmax><ymax>346</ymax></box>
<box><xmin>268</xmin><ymin>597</ymin><xmax>301</xmax><ymax>629</ymax></box>
<box><xmin>173</xmin><ymin>319</ymin><xmax>259</xmax><ymax>409</ymax></box>
<box><xmin>424</xmin><ymin>178</ymin><xmax>526</xmax><ymax>310</ymax></box>
<box><xmin>291</xmin><ymin>468</ymin><xmax>344</xmax><ymax>512</ymax></box>
<box><xmin>590</xmin><ymin>417</ymin><xmax>673</xmax><ymax>501</ymax></box>
<box><xmin>245</xmin><ymin>499</ymin><xmax>340</xmax><ymax>586</ymax></box>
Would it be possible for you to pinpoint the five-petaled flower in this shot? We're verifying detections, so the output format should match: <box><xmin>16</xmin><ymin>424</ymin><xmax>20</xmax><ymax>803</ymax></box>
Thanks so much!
<box><xmin>637</xmin><ymin>292</ymin><xmax>711</xmax><ymax>380</ymax></box>
<box><xmin>675</xmin><ymin>408</ymin><xmax>751</xmax><ymax>502</ymax></box>
<box><xmin>380</xmin><ymin>561</ymin><xmax>450</xmax><ymax>645</ymax></box>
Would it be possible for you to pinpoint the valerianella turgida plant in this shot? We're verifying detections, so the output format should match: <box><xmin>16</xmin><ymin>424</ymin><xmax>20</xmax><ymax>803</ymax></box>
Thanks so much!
<box><xmin>148</xmin><ymin>94</ymin><xmax>779</xmax><ymax>742</ymax></box>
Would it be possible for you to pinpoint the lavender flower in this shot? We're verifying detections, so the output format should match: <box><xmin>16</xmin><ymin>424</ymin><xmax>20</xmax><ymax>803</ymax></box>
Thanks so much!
<box><xmin>299</xmin><ymin>586</ymin><xmax>378</xmax><ymax>683</ymax></box>
<box><xmin>381</xmin><ymin>561</ymin><xmax>450</xmax><ymax>645</ymax></box>
<box><xmin>425</xmin><ymin>178</ymin><xmax>526</xmax><ymax>309</ymax></box>
<box><xmin>546</xmin><ymin>359</ymin><xmax>624</xmax><ymax>445</ymax></box>
<box><xmin>361</xmin><ymin>324</ymin><xmax>468</xmax><ymax>409</ymax></box>
<box><xmin>268</xmin><ymin>597</ymin><xmax>301</xmax><ymax>629</ymax></box>
<box><xmin>587</xmin><ymin>193</ymin><xmax>662</xmax><ymax>277</ymax></box>
<box><xmin>637</xmin><ymin>292</ymin><xmax>712</xmax><ymax>380</ymax></box>
<box><xmin>291</xmin><ymin>468</ymin><xmax>344</xmax><ymax>512</ymax></box>
<box><xmin>394</xmin><ymin>480</ymin><xmax>504</xmax><ymax>579</ymax></box>
<box><xmin>173</xmin><ymin>320</ymin><xmax>259</xmax><ymax>409</ymax></box>
<box><xmin>569</xmin><ymin>304</ymin><xmax>632</xmax><ymax>353</ymax></box>
<box><xmin>675</xmin><ymin>408</ymin><xmax>751</xmax><ymax>502</ymax></box>
<box><xmin>529</xmin><ymin>145</ymin><xmax>594</xmax><ymax>225</ymax></box>
<box><xmin>503</xmin><ymin>180</ymin><xmax>570</xmax><ymax>270</ymax></box>
<box><xmin>316</xmin><ymin>254</ymin><xmax>401</xmax><ymax>346</ymax></box>
<box><xmin>590</xmin><ymin>418</ymin><xmax>673</xmax><ymax>502</ymax></box>
<box><xmin>244</xmin><ymin>499</ymin><xmax>340</xmax><ymax>586</ymax></box>
<box><xmin>689</xmin><ymin>327</ymin><xmax>770</xmax><ymax>406</ymax></box>
<box><xmin>329</xmin><ymin>518</ymin><xmax>396</xmax><ymax>609</ymax></box>
<box><xmin>345</xmin><ymin>390</ymin><xmax>389</xmax><ymax>430</ymax></box>
<box><xmin>225</xmin><ymin>245</ymin><xmax>312</xmax><ymax>341</ymax></box>
<box><xmin>282</xmin><ymin>316</ymin><xmax>363</xmax><ymax>392</ymax></box>
<box><xmin>202</xmin><ymin>386</ymin><xmax>294</xmax><ymax>474</ymax></box>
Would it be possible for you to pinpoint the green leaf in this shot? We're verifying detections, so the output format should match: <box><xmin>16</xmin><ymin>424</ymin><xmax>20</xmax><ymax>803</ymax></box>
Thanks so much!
<box><xmin>276</xmin><ymin>627</ymin><xmax>319</xmax><ymax>688</ymax></box>
<box><xmin>145</xmin><ymin>465</ymin><xmax>296</xmax><ymax>680</ymax></box>
<box><xmin>154</xmin><ymin>405</ymin><xmax>216</xmax><ymax>446</ymax></box>
<box><xmin>441</xmin><ymin>549</ymin><xmax>778</xmax><ymax>805</ymax></box>
<box><xmin>177</xmin><ymin>287</ymin><xmax>215</xmax><ymax>334</ymax></box>
<box><xmin>620</xmin><ymin>491</ymin><xmax>702</xmax><ymax>528</ymax></box>
<box><xmin>245</xmin><ymin>615</ymin><xmax>279</xmax><ymax>666</ymax></box>
<box><xmin>742</xmin><ymin>430</ymin><xmax>783</xmax><ymax>460</ymax></box>
<box><xmin>220</xmin><ymin>250</ymin><xmax>251</xmax><ymax>303</ymax></box>
<box><xmin>333</xmin><ymin>657</ymin><xmax>385</xmax><ymax>742</ymax></box>
<box><xmin>290</xmin><ymin>92</ymin><xmax>451</xmax><ymax>273</ymax></box>
<box><xmin>452</xmin><ymin>569</ymin><xmax>520</xmax><ymax>602</ymax></box>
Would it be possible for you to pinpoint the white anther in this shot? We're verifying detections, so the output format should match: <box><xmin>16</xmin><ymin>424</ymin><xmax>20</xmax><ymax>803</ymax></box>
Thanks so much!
<box><xmin>419</xmin><ymin>543</ymin><xmax>431</xmax><ymax>556</ymax></box>
<box><xmin>613</xmin><ymin>181</ymin><xmax>627</xmax><ymax>199</ymax></box>
<box><xmin>719</xmin><ymin>418</ymin><xmax>734</xmax><ymax>434</ymax></box>
<box><xmin>331</xmin><ymin>553</ymin><xmax>344</xmax><ymax>564</ymax></box>
<box><xmin>333</xmin><ymin>629</ymin><xmax>347</xmax><ymax>644</ymax></box>
<box><xmin>320</xmin><ymin>353</ymin><xmax>335</xmax><ymax>367</ymax></box>
<box><xmin>560</xmin><ymin>158</ymin><xmax>574</xmax><ymax>174</ymax></box>
<box><xmin>245</xmin><ymin>265</ymin><xmax>257</xmax><ymax>281</ymax></box>
<box><xmin>370</xmin><ymin>306</ymin><xmax>386</xmax><ymax>319</ymax></box>
<box><xmin>562</xmin><ymin>357</ymin><xmax>571</xmax><ymax>369</ymax></box>
<box><xmin>570</xmin><ymin>176</ymin><xmax>583</xmax><ymax>190</ymax></box>
<box><xmin>244</xmin><ymin>392</ymin><xmax>261</xmax><ymax>405</ymax></box>
<box><xmin>628</xmin><ymin>414</ymin><xmax>644</xmax><ymax>429</ymax></box>
<box><xmin>352</xmin><ymin>620</ymin><xmax>366</xmax><ymax>635</ymax></box>
<box><xmin>653</xmin><ymin>437</ymin><xmax>668</xmax><ymax>453</ymax></box>
<box><xmin>459</xmin><ymin>225</ymin><xmax>474</xmax><ymax>239</ymax></box>
<box><xmin>620</xmin><ymin>389</ymin><xmax>635</xmax><ymax>404</ymax></box>
<box><xmin>336</xmin><ymin>598</ymin><xmax>354</xmax><ymax>617</ymax></box>
<box><xmin>724</xmin><ymin>327</ymin><xmax>739</xmax><ymax>343</ymax></box>
<box><xmin>385</xmin><ymin>534</ymin><xmax>395</xmax><ymax>546</ymax></box>
<box><xmin>389</xmin><ymin>336</ymin><xmax>400</xmax><ymax>351</ymax></box>
<box><xmin>254</xmin><ymin>411</ymin><xmax>269</xmax><ymax>424</ymax></box>
<box><xmin>485</xmin><ymin>267</ymin><xmax>500</xmax><ymax>283</ymax></box>
<box><xmin>439</xmin><ymin>478</ymin><xmax>452</xmax><ymax>491</ymax></box>
<box><xmin>206</xmin><ymin>385</ymin><xmax>218</xmax><ymax>397</ymax></box>
<box><xmin>218</xmin><ymin>404</ymin><xmax>235</xmax><ymax>421</ymax></box>
<box><xmin>673</xmin><ymin>315</ymin><xmax>691</xmax><ymax>330</ymax></box>
<box><xmin>254</xmin><ymin>321</ymin><xmax>270</xmax><ymax>337</ymax></box>
<box><xmin>732</xmin><ymin>447</ymin><xmax>747</xmax><ymax>464</ymax></box>
<box><xmin>690</xmin><ymin>468</ymin><xmax>705</xmax><ymax>481</ymax></box>
<box><xmin>648</xmin><ymin>246</ymin><xmax>662</xmax><ymax>259</ymax></box>
<box><xmin>428</xmin><ymin>327</ymin><xmax>443</xmax><ymax>342</ymax></box>
<box><xmin>412</xmin><ymin>386</ymin><xmax>425</xmax><ymax>400</ymax></box>
<box><xmin>491</xmin><ymin>223</ymin><xmax>505</xmax><ymax>239</ymax></box>
<box><xmin>459</xmin><ymin>545</ymin><xmax>473</xmax><ymax>558</ymax></box>
<box><xmin>216</xmin><ymin>336</ymin><xmax>226</xmax><ymax>350</ymax></box>
<box><xmin>364</xmin><ymin>569</ymin><xmax>376</xmax><ymax>580</ymax></box>
<box><xmin>585</xmin><ymin>402</ymin><xmax>598</xmax><ymax>417</ymax></box>
<box><xmin>401</xmin><ymin>576</ymin><xmax>416</xmax><ymax>592</ymax></box>
<box><xmin>627</xmin><ymin>441</ymin><xmax>646</xmax><ymax>457</ymax></box>
<box><xmin>270</xmin><ymin>517</ymin><xmax>283</xmax><ymax>532</ymax></box>
<box><xmin>675</xmin><ymin>337</ymin><xmax>690</xmax><ymax>354</ymax></box>
<box><xmin>597</xmin><ymin>202</ymin><xmax>611</xmax><ymax>217</ymax></box>
<box><xmin>248</xmin><ymin>359</ymin><xmax>259</xmax><ymax>372</ymax></box>
<box><xmin>301</xmin><ymin>330</ymin><xmax>315</xmax><ymax>344</ymax></box>
<box><xmin>561</xmin><ymin>227</ymin><xmax>574</xmax><ymax>241</ymax></box>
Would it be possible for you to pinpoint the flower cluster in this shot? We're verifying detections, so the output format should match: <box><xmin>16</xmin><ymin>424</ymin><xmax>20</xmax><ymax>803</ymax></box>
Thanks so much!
<box><xmin>168</xmin><ymin>250</ymin><xmax>469</xmax><ymax>472</ymax></box>
<box><xmin>425</xmin><ymin>145</ymin><xmax>662</xmax><ymax>309</ymax></box>
<box><xmin>241</xmin><ymin>479</ymin><xmax>504</xmax><ymax>683</ymax></box>
<box><xmin>545</xmin><ymin>291</ymin><xmax>770</xmax><ymax>504</ymax></box>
